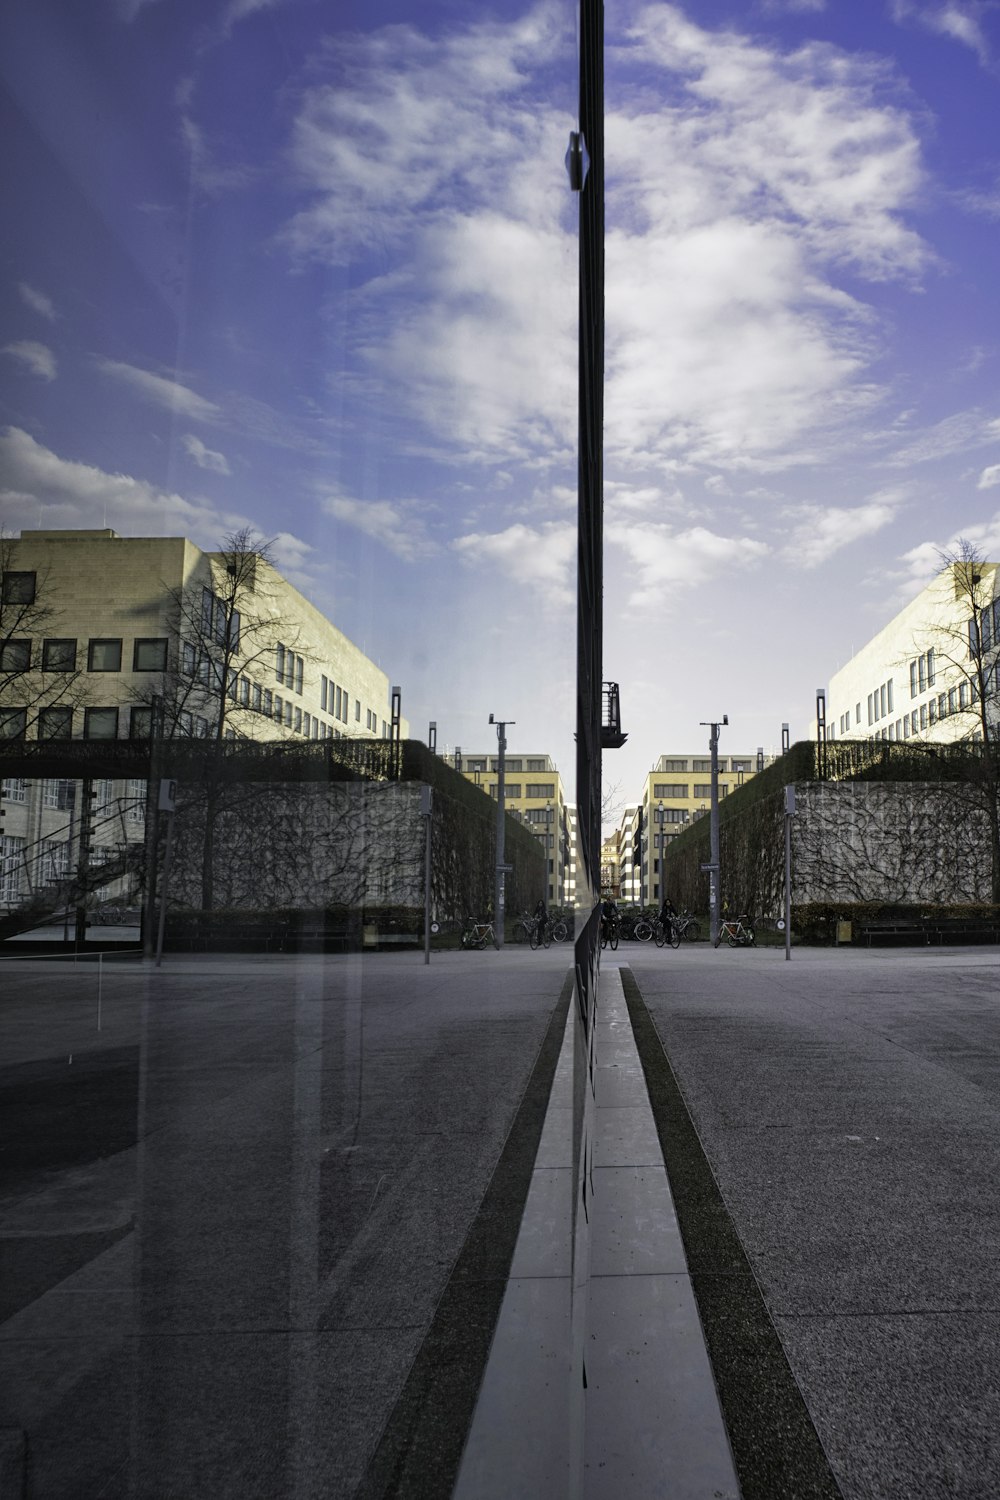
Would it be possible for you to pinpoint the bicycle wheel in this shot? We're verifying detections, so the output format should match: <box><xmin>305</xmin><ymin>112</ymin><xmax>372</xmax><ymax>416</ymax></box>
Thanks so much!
<box><xmin>683</xmin><ymin>920</ymin><xmax>700</xmax><ymax>943</ymax></box>
<box><xmin>529</xmin><ymin>925</ymin><xmax>540</xmax><ymax>951</ymax></box>
<box><xmin>610</xmin><ymin>927</ymin><xmax>619</xmax><ymax>951</ymax></box>
<box><xmin>670</xmin><ymin>927</ymin><xmax>681</xmax><ymax>949</ymax></box>
<box><xmin>512</xmin><ymin>921</ymin><xmax>529</xmax><ymax>945</ymax></box>
<box><xmin>477</xmin><ymin>935</ymin><xmax>488</xmax><ymax>950</ymax></box>
<box><xmin>727</xmin><ymin>931</ymin><xmax>738</xmax><ymax>948</ymax></box>
<box><xmin>542</xmin><ymin>928</ymin><xmax>551</xmax><ymax>949</ymax></box>
<box><xmin>653</xmin><ymin>923</ymin><xmax>665</xmax><ymax>948</ymax></box>
<box><xmin>634</xmin><ymin>920</ymin><xmax>652</xmax><ymax>942</ymax></box>
<box><xmin>550</xmin><ymin>920</ymin><xmax>568</xmax><ymax>943</ymax></box>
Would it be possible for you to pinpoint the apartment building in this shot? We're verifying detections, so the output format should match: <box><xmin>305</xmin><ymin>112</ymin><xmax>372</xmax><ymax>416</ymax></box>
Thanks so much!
<box><xmin>826</xmin><ymin>560</ymin><xmax>1000</xmax><ymax>747</ymax></box>
<box><xmin>615</xmin><ymin>752</ymin><xmax>770</xmax><ymax>904</ymax></box>
<box><xmin>1</xmin><ymin>528</ymin><xmax>409</xmax><ymax>908</ymax></box>
<box><xmin>449</xmin><ymin>751</ymin><xmax>573</xmax><ymax>906</ymax></box>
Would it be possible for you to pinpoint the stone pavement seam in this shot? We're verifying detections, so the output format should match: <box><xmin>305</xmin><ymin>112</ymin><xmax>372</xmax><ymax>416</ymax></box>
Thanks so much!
<box><xmin>620</xmin><ymin>966</ymin><xmax>845</xmax><ymax>1500</ymax></box>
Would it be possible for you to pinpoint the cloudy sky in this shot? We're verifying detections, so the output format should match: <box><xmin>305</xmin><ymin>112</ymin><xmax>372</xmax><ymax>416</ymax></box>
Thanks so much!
<box><xmin>2</xmin><ymin>0</ymin><xmax>1000</xmax><ymax>811</ymax></box>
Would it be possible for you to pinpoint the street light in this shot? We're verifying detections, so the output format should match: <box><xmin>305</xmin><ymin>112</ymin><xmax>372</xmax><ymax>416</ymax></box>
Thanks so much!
<box><xmin>657</xmin><ymin>799</ymin><xmax>664</xmax><ymax>900</ymax></box>
<box><xmin>699</xmin><ymin>714</ymin><xmax>728</xmax><ymax>948</ymax></box>
<box><xmin>489</xmin><ymin>713</ymin><xmax>515</xmax><ymax>946</ymax></box>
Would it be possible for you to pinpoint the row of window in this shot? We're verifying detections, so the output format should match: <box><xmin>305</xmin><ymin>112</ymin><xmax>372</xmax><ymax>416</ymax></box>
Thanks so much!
<box><xmin>909</xmin><ymin>649</ymin><xmax>936</xmax><ymax>699</ymax></box>
<box><xmin>0</xmin><ymin>637</ymin><xmax>170</xmax><ymax>674</ymax></box>
<box><xmin>275</xmin><ymin>643</ymin><xmax>303</xmax><ymax>693</ymax></box>
<box><xmin>202</xmin><ymin>590</ymin><xmax>241</xmax><ymax>653</ymax></box>
<box><xmin>464</xmin><ymin>757</ymin><xmax>551</xmax><ymax>774</ymax></box>
<box><xmin>0</xmin><ymin>700</ymin><xmax>380</xmax><ymax>743</ymax></box>
<box><xmin>658</xmin><ymin>758</ymin><xmax>753</xmax><ymax>775</ymax></box>
<box><xmin>969</xmin><ymin>599</ymin><xmax>1000</xmax><ymax>656</ymax></box>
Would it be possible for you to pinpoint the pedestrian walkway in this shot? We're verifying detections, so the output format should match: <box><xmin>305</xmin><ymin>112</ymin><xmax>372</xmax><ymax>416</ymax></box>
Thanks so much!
<box><xmin>456</xmin><ymin>963</ymin><xmax>740</xmax><ymax>1499</ymax></box>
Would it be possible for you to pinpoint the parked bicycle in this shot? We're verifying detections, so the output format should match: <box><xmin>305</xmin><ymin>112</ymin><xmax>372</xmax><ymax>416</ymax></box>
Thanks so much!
<box><xmin>715</xmin><ymin>914</ymin><xmax>755</xmax><ymax>948</ymax></box>
<box><xmin>461</xmin><ymin>917</ymin><xmax>499</xmax><ymax>951</ymax></box>
<box><xmin>512</xmin><ymin>911</ymin><xmax>533</xmax><ymax>944</ymax></box>
<box><xmin>674</xmin><ymin>910</ymin><xmax>701</xmax><ymax>942</ymax></box>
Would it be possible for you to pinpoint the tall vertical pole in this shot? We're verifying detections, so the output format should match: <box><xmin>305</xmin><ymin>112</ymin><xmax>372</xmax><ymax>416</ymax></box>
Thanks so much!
<box><xmin>493</xmin><ymin>717</ymin><xmax>508</xmax><ymax>947</ymax></box>
<box><xmin>784</xmin><ymin>785</ymin><xmax>795</xmax><ymax>963</ymax></box>
<box><xmin>709</xmin><ymin>723</ymin><xmax>721</xmax><ymax>947</ymax></box>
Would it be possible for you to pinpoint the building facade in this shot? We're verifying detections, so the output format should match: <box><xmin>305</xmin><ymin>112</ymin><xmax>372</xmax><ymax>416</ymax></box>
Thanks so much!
<box><xmin>614</xmin><ymin>752</ymin><xmax>770</xmax><ymax>905</ymax></box>
<box><xmin>448</xmin><ymin>751</ymin><xmax>574</xmax><ymax>906</ymax></box>
<box><xmin>1</xmin><ymin>528</ymin><xmax>409</xmax><ymax>910</ymax></box>
<box><xmin>826</xmin><ymin>560</ymin><xmax>1000</xmax><ymax>748</ymax></box>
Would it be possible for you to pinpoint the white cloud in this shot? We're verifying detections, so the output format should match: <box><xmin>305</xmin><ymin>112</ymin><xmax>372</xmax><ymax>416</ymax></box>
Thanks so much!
<box><xmin>887</xmin><ymin>408</ymin><xmax>1000</xmax><ymax>466</ymax></box>
<box><xmin>782</xmin><ymin>495</ymin><xmax>901</xmax><ymax>567</ymax></box>
<box><xmin>94</xmin><ymin>358</ymin><xmax>221</xmax><ymax>422</ymax></box>
<box><xmin>18</xmin><ymin>283</ymin><xmax>56</xmax><ymax>320</ymax></box>
<box><xmin>897</xmin><ymin>512</ymin><xmax>1000</xmax><ymax>593</ymax></box>
<box><xmin>760</xmin><ymin>0</ymin><xmax>827</xmax><ymax>11</ymax></box>
<box><xmin>610</xmin><ymin>523</ymin><xmax>770</xmax><ymax>607</ymax></box>
<box><xmin>3</xmin><ymin>341</ymin><xmax>57</xmax><ymax>380</ymax></box>
<box><xmin>182</xmin><ymin>433</ymin><xmax>231</xmax><ymax>475</ymax></box>
<box><xmin>890</xmin><ymin>1</ymin><xmax>991</xmax><ymax>65</ymax></box>
<box><xmin>0</xmin><ymin>427</ymin><xmax>235</xmax><ymax>541</ymax></box>
<box><xmin>978</xmin><ymin>464</ymin><xmax>1000</xmax><ymax>490</ymax></box>
<box><xmin>280</xmin><ymin>5</ymin><xmax>932</xmax><ymax>485</ymax></box>
<box><xmin>322</xmin><ymin>492</ymin><xmax>437</xmax><ymax>563</ymax></box>
<box><xmin>452</xmin><ymin>522</ymin><xmax>577</xmax><ymax>604</ymax></box>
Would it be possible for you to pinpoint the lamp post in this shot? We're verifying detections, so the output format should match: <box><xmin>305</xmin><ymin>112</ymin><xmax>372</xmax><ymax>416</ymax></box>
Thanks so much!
<box><xmin>489</xmin><ymin>713</ymin><xmax>515</xmax><ymax>946</ymax></box>
<box><xmin>700</xmin><ymin>715</ymin><xmax>728</xmax><ymax>948</ymax></box>
<box><xmin>657</xmin><ymin>799</ymin><xmax>664</xmax><ymax>900</ymax></box>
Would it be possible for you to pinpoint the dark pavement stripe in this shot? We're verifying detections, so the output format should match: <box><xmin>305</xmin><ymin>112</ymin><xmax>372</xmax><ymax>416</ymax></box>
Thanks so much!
<box><xmin>356</xmin><ymin>969</ymin><xmax>575</xmax><ymax>1500</ymax></box>
<box><xmin>620</xmin><ymin>966</ymin><xmax>844</xmax><ymax>1500</ymax></box>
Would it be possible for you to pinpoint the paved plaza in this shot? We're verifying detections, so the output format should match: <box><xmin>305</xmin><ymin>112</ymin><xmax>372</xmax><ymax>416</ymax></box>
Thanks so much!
<box><xmin>1</xmin><ymin>942</ymin><xmax>999</xmax><ymax>1497</ymax></box>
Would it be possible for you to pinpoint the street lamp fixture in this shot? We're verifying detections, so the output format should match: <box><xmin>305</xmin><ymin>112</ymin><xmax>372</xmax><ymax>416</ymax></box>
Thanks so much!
<box><xmin>699</xmin><ymin>714</ymin><xmax>727</xmax><ymax>947</ymax></box>
<box><xmin>489</xmin><ymin>713</ymin><xmax>515</xmax><ymax>946</ymax></box>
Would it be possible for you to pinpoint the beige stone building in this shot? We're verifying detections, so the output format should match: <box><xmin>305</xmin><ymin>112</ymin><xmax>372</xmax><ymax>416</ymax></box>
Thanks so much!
<box><xmin>615</xmin><ymin>752</ymin><xmax>771</xmax><ymax>905</ymax></box>
<box><xmin>1</xmin><ymin>528</ymin><xmax>408</xmax><ymax>909</ymax></box>
<box><xmin>447</xmin><ymin>750</ymin><xmax>574</xmax><ymax>906</ymax></box>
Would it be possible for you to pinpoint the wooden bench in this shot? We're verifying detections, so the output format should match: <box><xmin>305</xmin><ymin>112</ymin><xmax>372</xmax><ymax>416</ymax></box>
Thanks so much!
<box><xmin>857</xmin><ymin>920</ymin><xmax>929</xmax><ymax>947</ymax></box>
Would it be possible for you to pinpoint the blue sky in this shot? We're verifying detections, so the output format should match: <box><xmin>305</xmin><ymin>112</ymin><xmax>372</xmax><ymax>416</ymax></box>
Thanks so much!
<box><xmin>2</xmin><ymin>0</ymin><xmax>1000</xmax><ymax>812</ymax></box>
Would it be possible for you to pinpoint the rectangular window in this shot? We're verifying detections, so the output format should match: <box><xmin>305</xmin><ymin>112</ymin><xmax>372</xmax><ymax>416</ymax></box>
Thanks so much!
<box><xmin>133</xmin><ymin>638</ymin><xmax>168</xmax><ymax>671</ymax></box>
<box><xmin>226</xmin><ymin>668</ymin><xmax>237</xmax><ymax>701</ymax></box>
<box><xmin>88</xmin><ymin>638</ymin><xmax>122</xmax><ymax>672</ymax></box>
<box><xmin>194</xmin><ymin>715</ymin><xmax>209</xmax><ymax>738</ymax></box>
<box><xmin>335</xmin><ymin>685</ymin><xmax>342</xmax><ymax>718</ymax></box>
<box><xmin>303</xmin><ymin>712</ymin><xmax>311</xmax><ymax>736</ymax></box>
<box><xmin>240</xmin><ymin>676</ymin><xmax>250</xmax><ymax>706</ymax></box>
<box><xmin>939</xmin><ymin>692</ymin><xmax>948</xmax><ymax>718</ymax></box>
<box><xmin>663</xmin><ymin>758</ymin><xmax>688</xmax><ymax>772</ymax></box>
<box><xmin>294</xmin><ymin>707</ymin><xmax>302</xmax><ymax>734</ymax></box>
<box><xmin>927</xmin><ymin>700</ymin><xmax>935</xmax><ymax>725</ymax></box>
<box><xmin>84</xmin><ymin>707</ymin><xmax>118</xmax><ymax>739</ymax></box>
<box><xmin>126</xmin><ymin>779</ymin><xmax>146</xmax><ymax>822</ymax></box>
<box><xmin>182</xmin><ymin>642</ymin><xmax>197</xmax><ymax>676</ymax></box>
<box><xmin>40</xmin><ymin>638</ymin><xmax>77</xmax><ymax>673</ymax></box>
<box><xmin>867</xmin><ymin>693</ymin><xmax>873</xmax><ymax>725</ymax></box>
<box><xmin>295</xmin><ymin>656</ymin><xmax>304</xmax><ymax>694</ymax></box>
<box><xmin>252</xmin><ymin>682</ymin><xmax>262</xmax><ymax>712</ymax></box>
<box><xmin>693</xmin><ymin>784</ymin><xmax>714</xmax><ymax>798</ymax></box>
<box><xmin>229</xmin><ymin>610</ymin><xmax>241</xmax><ymax>653</ymax></box>
<box><xmin>276</xmin><ymin>643</ymin><xmax>286</xmax><ymax>681</ymax></box>
<box><xmin>355</xmin><ymin>698</ymin><xmax>361</xmax><ymax>721</ymax></box>
<box><xmin>959</xmin><ymin>681</ymin><xmax>970</xmax><ymax>709</ymax></box>
<box><xmin>321</xmin><ymin>676</ymin><xmax>328</xmax><ymax>712</ymax></box>
<box><xmin>311</xmin><ymin>721</ymin><xmax>319</xmax><ymax>740</ymax></box>
<box><xmin>692</xmin><ymin>759</ymin><xmax>712</xmax><ymax>772</ymax></box>
<box><xmin>918</xmin><ymin>655</ymin><xmax>926</xmax><ymax>692</ymax></box>
<box><xmin>526</xmin><ymin>782</ymin><xmax>555</xmax><ymax>798</ymax></box>
<box><xmin>888</xmin><ymin>723</ymin><xmax>895</xmax><ymax>741</ymax></box>
<box><xmin>0</xmin><ymin>639</ymin><xmax>30</xmax><ymax>672</ymax></box>
<box><xmin>910</xmin><ymin>661</ymin><xmax>918</xmax><ymax>697</ymax></box>
<box><xmin>130</xmin><ymin>707</ymin><xmax>153</xmax><ymax>739</ymax></box>
<box><xmin>263</xmin><ymin>689</ymin><xmax>273</xmax><ymax>715</ymax></box>
<box><xmin>887</xmin><ymin>680</ymin><xmax>893</xmax><ymax>713</ymax></box>
<box><xmin>284</xmin><ymin>702</ymin><xmax>292</xmax><ymax>727</ymax></box>
<box><xmin>1</xmin><ymin>834</ymin><xmax>26</xmax><ymax>901</ymax></box>
<box><xmin>2</xmin><ymin>572</ymin><xmax>36</xmax><ymax>604</ymax></box>
<box><xmin>902</xmin><ymin>718</ymin><xmax>909</xmax><ymax>740</ymax></box>
<box><xmin>948</xmin><ymin>687</ymin><xmax>958</xmax><ymax>714</ymax></box>
<box><xmin>1</xmin><ymin>778</ymin><xmax>27</xmax><ymax>803</ymax></box>
<box><xmin>0</xmin><ymin>708</ymin><xmax>27</xmax><ymax>739</ymax></box>
<box><xmin>274</xmin><ymin>694</ymin><xmax>283</xmax><ymax>720</ymax></box>
<box><xmin>214</xmin><ymin>599</ymin><xmax>228</xmax><ymax>646</ymax></box>
<box><xmin>653</xmin><ymin>783</ymin><xmax>688</xmax><ymax>798</ymax></box>
<box><xmin>38</xmin><ymin>706</ymin><xmax>73</xmax><ymax>739</ymax></box>
<box><xmin>501</xmin><ymin>784</ymin><xmax>522</xmax><ymax>798</ymax></box>
<box><xmin>179</xmin><ymin>710</ymin><xmax>193</xmax><ymax>736</ymax></box>
<box><xmin>879</xmin><ymin>684</ymin><xmax>886</xmax><ymax>717</ymax></box>
<box><xmin>505</xmin><ymin>759</ymin><xmax>523</xmax><ymax>772</ymax></box>
<box><xmin>926</xmin><ymin>649</ymin><xmax>935</xmax><ymax>687</ymax></box>
<box><xmin>202</xmin><ymin>588</ymin><xmax>214</xmax><ymax>635</ymax></box>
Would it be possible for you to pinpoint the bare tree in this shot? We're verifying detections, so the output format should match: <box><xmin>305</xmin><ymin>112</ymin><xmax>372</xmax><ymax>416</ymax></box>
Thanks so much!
<box><xmin>134</xmin><ymin>528</ymin><xmax>313</xmax><ymax>910</ymax></box>
<box><xmin>0</xmin><ymin>532</ymin><xmax>89</xmax><ymax>740</ymax></box>
<box><xmin>910</xmin><ymin>540</ymin><xmax>1000</xmax><ymax>899</ymax></box>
